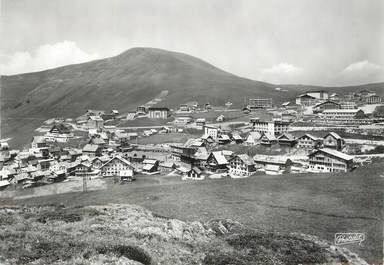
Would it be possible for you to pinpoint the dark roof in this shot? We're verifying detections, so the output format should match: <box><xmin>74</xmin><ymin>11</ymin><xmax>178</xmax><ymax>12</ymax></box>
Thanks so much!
<box><xmin>314</xmin><ymin>100</ymin><xmax>340</xmax><ymax>108</ymax></box>
<box><xmin>191</xmin><ymin>167</ymin><xmax>203</xmax><ymax>174</ymax></box>
<box><xmin>309</xmin><ymin>148</ymin><xmax>353</xmax><ymax>161</ymax></box>
<box><xmin>298</xmin><ymin>134</ymin><xmax>320</xmax><ymax>141</ymax></box>
<box><xmin>50</xmin><ymin>123</ymin><xmax>71</xmax><ymax>134</ymax></box>
<box><xmin>148</xmin><ymin>107</ymin><xmax>170</xmax><ymax>111</ymax></box>
<box><xmin>298</xmin><ymin>94</ymin><xmax>316</xmax><ymax>99</ymax></box>
<box><xmin>278</xmin><ymin>133</ymin><xmax>295</xmax><ymax>141</ymax></box>
<box><xmin>324</xmin><ymin>132</ymin><xmax>342</xmax><ymax>140</ymax></box>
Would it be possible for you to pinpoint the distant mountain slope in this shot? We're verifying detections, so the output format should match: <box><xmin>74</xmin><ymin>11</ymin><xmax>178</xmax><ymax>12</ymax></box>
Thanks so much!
<box><xmin>1</xmin><ymin>47</ymin><xmax>383</xmax><ymax>148</ymax></box>
<box><xmin>1</xmin><ymin>48</ymin><xmax>277</xmax><ymax>119</ymax></box>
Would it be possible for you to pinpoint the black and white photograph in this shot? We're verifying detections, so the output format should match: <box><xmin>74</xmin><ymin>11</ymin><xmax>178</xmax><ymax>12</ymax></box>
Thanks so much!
<box><xmin>0</xmin><ymin>0</ymin><xmax>383</xmax><ymax>264</ymax></box>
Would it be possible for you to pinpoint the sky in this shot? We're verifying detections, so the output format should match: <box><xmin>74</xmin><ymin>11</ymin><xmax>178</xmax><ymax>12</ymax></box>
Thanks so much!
<box><xmin>1</xmin><ymin>0</ymin><xmax>383</xmax><ymax>86</ymax></box>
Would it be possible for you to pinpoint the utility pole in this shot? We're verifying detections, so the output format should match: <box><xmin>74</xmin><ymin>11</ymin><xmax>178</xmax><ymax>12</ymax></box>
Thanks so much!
<box><xmin>83</xmin><ymin>175</ymin><xmax>87</xmax><ymax>192</ymax></box>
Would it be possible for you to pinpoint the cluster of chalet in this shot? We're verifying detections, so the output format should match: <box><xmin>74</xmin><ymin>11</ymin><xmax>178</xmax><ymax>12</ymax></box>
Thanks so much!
<box><xmin>5</xmin><ymin>87</ymin><xmax>380</xmax><ymax>191</ymax></box>
<box><xmin>125</xmin><ymin>102</ymin><xmax>229</xmax><ymax>128</ymax></box>
<box><xmin>76</xmin><ymin>109</ymin><xmax>119</xmax><ymax>129</ymax></box>
<box><xmin>167</xmin><ymin>121</ymin><xmax>356</xmax><ymax>179</ymax></box>
<box><xmin>171</xmin><ymin>144</ymin><xmax>257</xmax><ymax>179</ymax></box>
<box><xmin>293</xmin><ymin>89</ymin><xmax>383</xmax><ymax>124</ymax></box>
<box><xmin>243</xmin><ymin>117</ymin><xmax>354</xmax><ymax>173</ymax></box>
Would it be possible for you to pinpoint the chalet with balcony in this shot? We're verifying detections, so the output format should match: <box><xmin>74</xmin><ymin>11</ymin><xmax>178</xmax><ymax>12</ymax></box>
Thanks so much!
<box><xmin>313</xmin><ymin>101</ymin><xmax>341</xmax><ymax>113</ymax></box>
<box><xmin>100</xmin><ymin>156</ymin><xmax>135</xmax><ymax>177</ymax></box>
<box><xmin>297</xmin><ymin>134</ymin><xmax>322</xmax><ymax>151</ymax></box>
<box><xmin>228</xmin><ymin>154</ymin><xmax>256</xmax><ymax>177</ymax></box>
<box><xmin>308</xmin><ymin>148</ymin><xmax>354</xmax><ymax>173</ymax></box>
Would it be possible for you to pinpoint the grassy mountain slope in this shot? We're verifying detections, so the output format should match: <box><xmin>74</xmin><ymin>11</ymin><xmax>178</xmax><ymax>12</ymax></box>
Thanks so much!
<box><xmin>1</xmin><ymin>48</ymin><xmax>279</xmax><ymax>119</ymax></box>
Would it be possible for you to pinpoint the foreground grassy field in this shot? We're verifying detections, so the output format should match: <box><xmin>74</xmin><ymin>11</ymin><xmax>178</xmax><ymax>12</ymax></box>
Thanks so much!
<box><xmin>1</xmin><ymin>164</ymin><xmax>383</xmax><ymax>264</ymax></box>
<box><xmin>0</xmin><ymin>204</ymin><xmax>366</xmax><ymax>265</ymax></box>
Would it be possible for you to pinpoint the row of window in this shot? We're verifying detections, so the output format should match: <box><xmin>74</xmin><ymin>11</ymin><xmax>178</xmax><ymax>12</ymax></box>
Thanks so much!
<box><xmin>309</xmin><ymin>161</ymin><xmax>346</xmax><ymax>168</ymax></box>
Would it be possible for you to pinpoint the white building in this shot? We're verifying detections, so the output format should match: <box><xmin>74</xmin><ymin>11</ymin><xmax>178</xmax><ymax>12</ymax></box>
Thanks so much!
<box><xmin>250</xmin><ymin>119</ymin><xmax>291</xmax><ymax>135</ymax></box>
<box><xmin>322</xmin><ymin>109</ymin><xmax>365</xmax><ymax>121</ymax></box>
<box><xmin>249</xmin><ymin>98</ymin><xmax>273</xmax><ymax>109</ymax></box>
<box><xmin>203</xmin><ymin>125</ymin><xmax>220</xmax><ymax>140</ymax></box>
<box><xmin>340</xmin><ymin>101</ymin><xmax>357</xmax><ymax>109</ymax></box>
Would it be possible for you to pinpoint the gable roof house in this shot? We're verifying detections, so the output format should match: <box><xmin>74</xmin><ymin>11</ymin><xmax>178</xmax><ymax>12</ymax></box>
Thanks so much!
<box><xmin>91</xmin><ymin>156</ymin><xmax>110</xmax><ymax>169</ymax></box>
<box><xmin>82</xmin><ymin>144</ymin><xmax>103</xmax><ymax>157</ymax></box>
<box><xmin>184</xmin><ymin>138</ymin><xmax>205</xmax><ymax>148</ymax></box>
<box><xmin>253</xmin><ymin>155</ymin><xmax>293</xmax><ymax>175</ymax></box>
<box><xmin>228</xmin><ymin>154</ymin><xmax>256</xmax><ymax>177</ymax></box>
<box><xmin>217</xmin><ymin>134</ymin><xmax>231</xmax><ymax>145</ymax></box>
<box><xmin>323</xmin><ymin>132</ymin><xmax>345</xmax><ymax>151</ymax></box>
<box><xmin>142</xmin><ymin>159</ymin><xmax>160</xmax><ymax>173</ymax></box>
<box><xmin>185</xmin><ymin>167</ymin><xmax>204</xmax><ymax>180</ymax></box>
<box><xmin>100</xmin><ymin>156</ymin><xmax>135</xmax><ymax>177</ymax></box>
<box><xmin>87</xmin><ymin>115</ymin><xmax>104</xmax><ymax>129</ymax></box>
<box><xmin>295</xmin><ymin>94</ymin><xmax>317</xmax><ymax>106</ymax></box>
<box><xmin>114</xmin><ymin>131</ymin><xmax>130</xmax><ymax>145</ymax></box>
<box><xmin>159</xmin><ymin>162</ymin><xmax>177</xmax><ymax>172</ymax></box>
<box><xmin>297</xmin><ymin>134</ymin><xmax>322</xmax><ymax>151</ymax></box>
<box><xmin>231</xmin><ymin>132</ymin><xmax>244</xmax><ymax>143</ymax></box>
<box><xmin>68</xmin><ymin>149</ymin><xmax>83</xmax><ymax>161</ymax></box>
<box><xmin>277</xmin><ymin>133</ymin><xmax>297</xmax><ymax>147</ymax></box>
<box><xmin>72</xmin><ymin>162</ymin><xmax>92</xmax><ymax>176</ymax></box>
<box><xmin>245</xmin><ymin>131</ymin><xmax>262</xmax><ymax>146</ymax></box>
<box><xmin>260</xmin><ymin>132</ymin><xmax>277</xmax><ymax>146</ymax></box>
<box><xmin>206</xmin><ymin>151</ymin><xmax>228</xmax><ymax>172</ymax></box>
<box><xmin>308</xmin><ymin>148</ymin><xmax>354</xmax><ymax>173</ymax></box>
<box><xmin>171</xmin><ymin>145</ymin><xmax>198</xmax><ymax>164</ymax></box>
<box><xmin>192</xmin><ymin>147</ymin><xmax>210</xmax><ymax>167</ymax></box>
<box><xmin>313</xmin><ymin>101</ymin><xmax>341</xmax><ymax>113</ymax></box>
<box><xmin>49</xmin><ymin>123</ymin><xmax>72</xmax><ymax>135</ymax></box>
